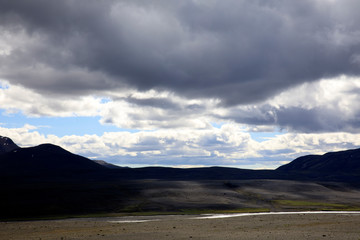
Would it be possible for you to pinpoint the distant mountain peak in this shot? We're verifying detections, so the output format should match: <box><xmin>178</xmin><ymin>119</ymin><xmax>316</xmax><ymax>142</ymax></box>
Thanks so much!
<box><xmin>36</xmin><ymin>143</ymin><xmax>72</xmax><ymax>154</ymax></box>
<box><xmin>0</xmin><ymin>138</ymin><xmax>105</xmax><ymax>174</ymax></box>
<box><xmin>0</xmin><ymin>136</ymin><xmax>19</xmax><ymax>154</ymax></box>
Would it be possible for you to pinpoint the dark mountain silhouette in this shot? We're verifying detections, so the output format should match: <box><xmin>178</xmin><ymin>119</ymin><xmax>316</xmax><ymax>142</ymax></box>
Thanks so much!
<box><xmin>277</xmin><ymin>148</ymin><xmax>360</xmax><ymax>173</ymax></box>
<box><xmin>0</xmin><ymin>143</ymin><xmax>105</xmax><ymax>175</ymax></box>
<box><xmin>0</xmin><ymin>136</ymin><xmax>19</xmax><ymax>154</ymax></box>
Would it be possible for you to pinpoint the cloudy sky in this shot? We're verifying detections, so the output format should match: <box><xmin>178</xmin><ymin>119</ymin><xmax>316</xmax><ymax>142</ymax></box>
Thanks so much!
<box><xmin>1</xmin><ymin>0</ymin><xmax>360</xmax><ymax>169</ymax></box>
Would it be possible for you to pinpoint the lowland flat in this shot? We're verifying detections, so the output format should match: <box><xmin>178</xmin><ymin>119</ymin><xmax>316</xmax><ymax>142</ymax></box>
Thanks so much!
<box><xmin>1</xmin><ymin>212</ymin><xmax>360</xmax><ymax>240</ymax></box>
<box><xmin>2</xmin><ymin>179</ymin><xmax>360</xmax><ymax>219</ymax></box>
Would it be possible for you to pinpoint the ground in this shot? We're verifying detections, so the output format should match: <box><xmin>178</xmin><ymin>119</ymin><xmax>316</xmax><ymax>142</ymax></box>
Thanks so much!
<box><xmin>1</xmin><ymin>212</ymin><xmax>360</xmax><ymax>240</ymax></box>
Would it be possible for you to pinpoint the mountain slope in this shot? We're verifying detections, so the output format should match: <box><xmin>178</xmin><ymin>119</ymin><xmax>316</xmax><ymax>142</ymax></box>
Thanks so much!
<box><xmin>93</xmin><ymin>160</ymin><xmax>124</xmax><ymax>169</ymax></box>
<box><xmin>277</xmin><ymin>148</ymin><xmax>360</xmax><ymax>173</ymax></box>
<box><xmin>0</xmin><ymin>136</ymin><xmax>19</xmax><ymax>154</ymax></box>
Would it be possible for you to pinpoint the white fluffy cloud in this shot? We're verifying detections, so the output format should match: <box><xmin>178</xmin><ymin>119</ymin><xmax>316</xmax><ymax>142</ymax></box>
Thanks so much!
<box><xmin>2</xmin><ymin>76</ymin><xmax>360</xmax><ymax>133</ymax></box>
<box><xmin>0</xmin><ymin>79</ymin><xmax>105</xmax><ymax>117</ymax></box>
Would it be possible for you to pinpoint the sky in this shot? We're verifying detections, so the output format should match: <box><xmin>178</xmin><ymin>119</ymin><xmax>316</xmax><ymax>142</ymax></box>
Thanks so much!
<box><xmin>1</xmin><ymin>0</ymin><xmax>360</xmax><ymax>169</ymax></box>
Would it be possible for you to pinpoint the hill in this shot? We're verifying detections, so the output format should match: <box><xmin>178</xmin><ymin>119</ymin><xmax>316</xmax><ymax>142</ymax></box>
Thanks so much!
<box><xmin>0</xmin><ymin>143</ymin><xmax>105</xmax><ymax>175</ymax></box>
<box><xmin>277</xmin><ymin>148</ymin><xmax>360</xmax><ymax>173</ymax></box>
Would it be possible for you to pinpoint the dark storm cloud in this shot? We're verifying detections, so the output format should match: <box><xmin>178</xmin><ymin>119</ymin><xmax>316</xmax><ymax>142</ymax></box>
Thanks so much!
<box><xmin>122</xmin><ymin>96</ymin><xmax>206</xmax><ymax>113</ymax></box>
<box><xmin>124</xmin><ymin>96</ymin><xmax>182</xmax><ymax>110</ymax></box>
<box><xmin>1</xmin><ymin>0</ymin><xmax>360</xmax><ymax>104</ymax></box>
<box><xmin>275</xmin><ymin>107</ymin><xmax>343</xmax><ymax>133</ymax></box>
<box><xmin>220</xmin><ymin>104</ymin><xmax>360</xmax><ymax>133</ymax></box>
<box><xmin>215</xmin><ymin>104</ymin><xmax>277</xmax><ymax>126</ymax></box>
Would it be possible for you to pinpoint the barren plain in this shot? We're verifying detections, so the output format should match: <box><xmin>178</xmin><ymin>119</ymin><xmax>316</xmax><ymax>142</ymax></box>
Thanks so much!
<box><xmin>2</xmin><ymin>212</ymin><xmax>360</xmax><ymax>240</ymax></box>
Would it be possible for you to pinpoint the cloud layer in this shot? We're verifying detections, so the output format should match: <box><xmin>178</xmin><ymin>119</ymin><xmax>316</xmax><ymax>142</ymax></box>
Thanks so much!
<box><xmin>1</xmin><ymin>0</ymin><xmax>360</xmax><ymax>105</ymax></box>
<box><xmin>2</xmin><ymin>76</ymin><xmax>360</xmax><ymax>133</ymax></box>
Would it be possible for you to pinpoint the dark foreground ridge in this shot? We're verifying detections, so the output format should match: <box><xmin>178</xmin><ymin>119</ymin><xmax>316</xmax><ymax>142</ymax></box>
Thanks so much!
<box><xmin>1</xmin><ymin>136</ymin><xmax>360</xmax><ymax>220</ymax></box>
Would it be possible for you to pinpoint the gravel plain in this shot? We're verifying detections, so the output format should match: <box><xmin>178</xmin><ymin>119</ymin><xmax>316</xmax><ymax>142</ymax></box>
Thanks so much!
<box><xmin>2</xmin><ymin>212</ymin><xmax>360</xmax><ymax>240</ymax></box>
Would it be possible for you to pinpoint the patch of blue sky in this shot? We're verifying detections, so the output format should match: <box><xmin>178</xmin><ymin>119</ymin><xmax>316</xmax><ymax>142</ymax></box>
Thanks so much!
<box><xmin>210</xmin><ymin>122</ymin><xmax>225</xmax><ymax>128</ymax></box>
<box><xmin>99</xmin><ymin>97</ymin><xmax>112</xmax><ymax>104</ymax></box>
<box><xmin>0</xmin><ymin>81</ymin><xmax>9</xmax><ymax>89</ymax></box>
<box><xmin>250</xmin><ymin>131</ymin><xmax>284</xmax><ymax>142</ymax></box>
<box><xmin>0</xmin><ymin>110</ymin><xmax>138</xmax><ymax>137</ymax></box>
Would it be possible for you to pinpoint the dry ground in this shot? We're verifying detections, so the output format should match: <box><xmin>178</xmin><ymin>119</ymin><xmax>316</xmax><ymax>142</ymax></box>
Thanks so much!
<box><xmin>1</xmin><ymin>213</ymin><xmax>360</xmax><ymax>240</ymax></box>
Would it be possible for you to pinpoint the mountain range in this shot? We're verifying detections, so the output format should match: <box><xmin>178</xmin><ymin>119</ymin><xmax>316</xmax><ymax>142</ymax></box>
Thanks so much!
<box><xmin>1</xmin><ymin>135</ymin><xmax>359</xmax><ymax>180</ymax></box>
<box><xmin>1</xmin><ymin>136</ymin><xmax>360</xmax><ymax>219</ymax></box>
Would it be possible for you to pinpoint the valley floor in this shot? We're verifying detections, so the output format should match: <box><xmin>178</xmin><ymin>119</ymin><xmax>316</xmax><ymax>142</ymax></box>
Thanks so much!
<box><xmin>2</xmin><ymin>212</ymin><xmax>360</xmax><ymax>240</ymax></box>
